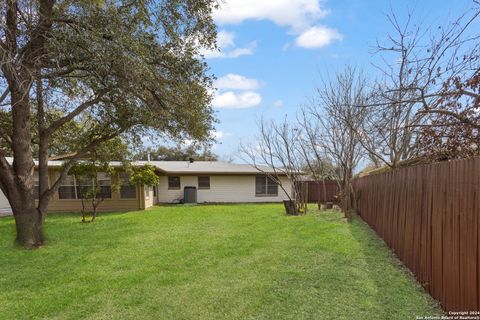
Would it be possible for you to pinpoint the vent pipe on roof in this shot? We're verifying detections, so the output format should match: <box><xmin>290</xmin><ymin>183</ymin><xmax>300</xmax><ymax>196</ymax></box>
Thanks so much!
<box><xmin>147</xmin><ymin>153</ymin><xmax>151</xmax><ymax>162</ymax></box>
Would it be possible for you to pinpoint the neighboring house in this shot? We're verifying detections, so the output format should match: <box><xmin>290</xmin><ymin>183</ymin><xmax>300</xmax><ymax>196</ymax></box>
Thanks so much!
<box><xmin>0</xmin><ymin>160</ymin><xmax>293</xmax><ymax>213</ymax></box>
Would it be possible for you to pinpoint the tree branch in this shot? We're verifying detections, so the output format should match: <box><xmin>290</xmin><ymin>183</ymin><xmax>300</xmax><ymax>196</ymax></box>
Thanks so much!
<box><xmin>43</xmin><ymin>88</ymin><xmax>111</xmax><ymax>136</ymax></box>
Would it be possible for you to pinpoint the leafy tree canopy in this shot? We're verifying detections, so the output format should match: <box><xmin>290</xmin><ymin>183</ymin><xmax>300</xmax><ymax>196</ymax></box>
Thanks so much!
<box><xmin>134</xmin><ymin>144</ymin><xmax>217</xmax><ymax>161</ymax></box>
<box><xmin>128</xmin><ymin>164</ymin><xmax>160</xmax><ymax>187</ymax></box>
<box><xmin>0</xmin><ymin>0</ymin><xmax>219</xmax><ymax>247</ymax></box>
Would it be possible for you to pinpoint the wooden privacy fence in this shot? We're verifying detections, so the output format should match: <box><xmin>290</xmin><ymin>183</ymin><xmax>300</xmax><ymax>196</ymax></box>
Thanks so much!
<box><xmin>353</xmin><ymin>157</ymin><xmax>480</xmax><ymax>312</ymax></box>
<box><xmin>300</xmin><ymin>180</ymin><xmax>340</xmax><ymax>203</ymax></box>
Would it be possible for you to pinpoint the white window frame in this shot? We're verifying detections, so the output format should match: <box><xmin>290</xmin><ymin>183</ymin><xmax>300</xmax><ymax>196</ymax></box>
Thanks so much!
<box><xmin>255</xmin><ymin>175</ymin><xmax>279</xmax><ymax>197</ymax></box>
<box><xmin>198</xmin><ymin>176</ymin><xmax>210</xmax><ymax>190</ymax></box>
<box><xmin>58</xmin><ymin>172</ymin><xmax>112</xmax><ymax>200</ymax></box>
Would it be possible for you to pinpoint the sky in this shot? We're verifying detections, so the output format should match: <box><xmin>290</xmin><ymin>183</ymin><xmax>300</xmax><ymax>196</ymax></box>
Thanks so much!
<box><xmin>201</xmin><ymin>0</ymin><xmax>476</xmax><ymax>162</ymax></box>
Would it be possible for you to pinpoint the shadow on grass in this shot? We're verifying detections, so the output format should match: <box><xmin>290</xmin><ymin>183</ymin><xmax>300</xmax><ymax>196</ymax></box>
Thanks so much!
<box><xmin>47</xmin><ymin>209</ymin><xmax>142</xmax><ymax>219</ymax></box>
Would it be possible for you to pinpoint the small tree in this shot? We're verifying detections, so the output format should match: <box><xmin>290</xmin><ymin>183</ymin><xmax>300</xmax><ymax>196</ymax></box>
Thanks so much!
<box><xmin>69</xmin><ymin>162</ymin><xmax>159</xmax><ymax>222</ymax></box>
<box><xmin>241</xmin><ymin>117</ymin><xmax>307</xmax><ymax>215</ymax></box>
<box><xmin>298</xmin><ymin>108</ymin><xmax>339</xmax><ymax>210</ymax></box>
<box><xmin>69</xmin><ymin>162</ymin><xmax>119</xmax><ymax>223</ymax></box>
<box><xmin>68</xmin><ymin>138</ymin><xmax>126</xmax><ymax>222</ymax></box>
<box><xmin>128</xmin><ymin>164</ymin><xmax>160</xmax><ymax>187</ymax></box>
<box><xmin>304</xmin><ymin>68</ymin><xmax>367</xmax><ymax>221</ymax></box>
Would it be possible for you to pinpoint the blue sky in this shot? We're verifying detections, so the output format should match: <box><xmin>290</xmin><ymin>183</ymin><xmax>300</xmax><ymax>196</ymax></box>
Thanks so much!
<box><xmin>204</xmin><ymin>0</ymin><xmax>475</xmax><ymax>162</ymax></box>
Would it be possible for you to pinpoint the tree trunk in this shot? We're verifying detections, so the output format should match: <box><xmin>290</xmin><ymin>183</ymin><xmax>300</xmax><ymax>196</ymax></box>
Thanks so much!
<box><xmin>317</xmin><ymin>181</ymin><xmax>322</xmax><ymax>210</ymax></box>
<box><xmin>283</xmin><ymin>200</ymin><xmax>298</xmax><ymax>215</ymax></box>
<box><xmin>81</xmin><ymin>198</ymin><xmax>87</xmax><ymax>222</ymax></box>
<box><xmin>0</xmin><ymin>0</ymin><xmax>55</xmax><ymax>249</ymax></box>
<box><xmin>12</xmin><ymin>206</ymin><xmax>44</xmax><ymax>248</ymax></box>
<box><xmin>343</xmin><ymin>180</ymin><xmax>354</xmax><ymax>222</ymax></box>
<box><xmin>91</xmin><ymin>200</ymin><xmax>98</xmax><ymax>222</ymax></box>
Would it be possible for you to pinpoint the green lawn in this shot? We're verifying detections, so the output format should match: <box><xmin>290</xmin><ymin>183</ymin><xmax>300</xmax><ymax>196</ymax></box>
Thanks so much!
<box><xmin>0</xmin><ymin>204</ymin><xmax>441</xmax><ymax>319</ymax></box>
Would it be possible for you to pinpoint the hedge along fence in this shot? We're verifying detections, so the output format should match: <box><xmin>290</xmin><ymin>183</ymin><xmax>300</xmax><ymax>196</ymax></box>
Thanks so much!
<box><xmin>353</xmin><ymin>157</ymin><xmax>480</xmax><ymax>312</ymax></box>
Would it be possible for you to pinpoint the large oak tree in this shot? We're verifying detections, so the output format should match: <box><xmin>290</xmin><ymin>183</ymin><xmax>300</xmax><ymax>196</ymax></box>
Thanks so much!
<box><xmin>0</xmin><ymin>0</ymin><xmax>218</xmax><ymax>247</ymax></box>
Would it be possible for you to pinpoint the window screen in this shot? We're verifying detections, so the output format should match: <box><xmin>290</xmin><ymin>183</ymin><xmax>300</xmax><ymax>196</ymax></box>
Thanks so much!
<box><xmin>119</xmin><ymin>172</ymin><xmax>136</xmax><ymax>199</ymax></box>
<box><xmin>198</xmin><ymin>176</ymin><xmax>210</xmax><ymax>189</ymax></box>
<box><xmin>59</xmin><ymin>172</ymin><xmax>113</xmax><ymax>200</ymax></box>
<box><xmin>58</xmin><ymin>175</ymin><xmax>76</xmax><ymax>199</ymax></box>
<box><xmin>255</xmin><ymin>176</ymin><xmax>278</xmax><ymax>196</ymax></box>
<box><xmin>168</xmin><ymin>176</ymin><xmax>181</xmax><ymax>189</ymax></box>
<box><xmin>97</xmin><ymin>172</ymin><xmax>112</xmax><ymax>199</ymax></box>
<box><xmin>33</xmin><ymin>171</ymin><xmax>40</xmax><ymax>199</ymax></box>
<box><xmin>75</xmin><ymin>176</ymin><xmax>91</xmax><ymax>199</ymax></box>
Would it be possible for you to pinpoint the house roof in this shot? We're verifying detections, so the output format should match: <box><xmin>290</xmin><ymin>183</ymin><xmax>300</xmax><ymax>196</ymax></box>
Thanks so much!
<box><xmin>137</xmin><ymin>161</ymin><xmax>280</xmax><ymax>175</ymax></box>
<box><xmin>4</xmin><ymin>157</ymin><xmax>125</xmax><ymax>168</ymax></box>
<box><xmin>4</xmin><ymin>157</ymin><xmax>284</xmax><ymax>175</ymax></box>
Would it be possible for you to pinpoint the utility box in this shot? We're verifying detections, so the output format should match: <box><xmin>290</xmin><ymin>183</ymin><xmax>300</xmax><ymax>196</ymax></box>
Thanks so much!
<box><xmin>184</xmin><ymin>186</ymin><xmax>197</xmax><ymax>204</ymax></box>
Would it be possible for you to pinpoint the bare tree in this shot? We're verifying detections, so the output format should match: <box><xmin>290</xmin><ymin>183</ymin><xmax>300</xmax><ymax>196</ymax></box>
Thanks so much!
<box><xmin>241</xmin><ymin>117</ymin><xmax>307</xmax><ymax>215</ymax></box>
<box><xmin>298</xmin><ymin>108</ymin><xmax>337</xmax><ymax>210</ymax></box>
<box><xmin>305</xmin><ymin>67</ymin><xmax>368</xmax><ymax>221</ymax></box>
<box><xmin>361</xmin><ymin>6</ymin><xmax>480</xmax><ymax>165</ymax></box>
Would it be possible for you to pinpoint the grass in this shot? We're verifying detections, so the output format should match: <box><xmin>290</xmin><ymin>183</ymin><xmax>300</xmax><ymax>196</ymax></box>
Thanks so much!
<box><xmin>0</xmin><ymin>204</ymin><xmax>442</xmax><ymax>319</ymax></box>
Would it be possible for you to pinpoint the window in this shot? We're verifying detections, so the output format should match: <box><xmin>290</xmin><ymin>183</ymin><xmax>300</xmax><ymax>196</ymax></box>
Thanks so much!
<box><xmin>58</xmin><ymin>173</ymin><xmax>112</xmax><ymax>200</ymax></box>
<box><xmin>75</xmin><ymin>176</ymin><xmax>92</xmax><ymax>199</ymax></box>
<box><xmin>119</xmin><ymin>172</ymin><xmax>137</xmax><ymax>199</ymax></box>
<box><xmin>198</xmin><ymin>176</ymin><xmax>210</xmax><ymax>189</ymax></box>
<box><xmin>255</xmin><ymin>176</ymin><xmax>278</xmax><ymax>196</ymax></box>
<box><xmin>33</xmin><ymin>171</ymin><xmax>40</xmax><ymax>199</ymax></box>
<box><xmin>58</xmin><ymin>175</ymin><xmax>77</xmax><ymax>199</ymax></box>
<box><xmin>168</xmin><ymin>176</ymin><xmax>180</xmax><ymax>190</ymax></box>
<box><xmin>97</xmin><ymin>172</ymin><xmax>112</xmax><ymax>199</ymax></box>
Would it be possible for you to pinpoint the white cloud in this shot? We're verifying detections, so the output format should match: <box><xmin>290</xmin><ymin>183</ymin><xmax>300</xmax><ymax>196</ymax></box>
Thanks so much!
<box><xmin>217</xmin><ymin>30</ymin><xmax>235</xmax><ymax>48</ymax></box>
<box><xmin>214</xmin><ymin>0</ymin><xmax>328</xmax><ymax>32</ymax></box>
<box><xmin>213</xmin><ymin>74</ymin><xmax>264</xmax><ymax>109</ymax></box>
<box><xmin>295</xmin><ymin>26</ymin><xmax>343</xmax><ymax>48</ymax></box>
<box><xmin>200</xmin><ymin>30</ymin><xmax>255</xmax><ymax>59</ymax></box>
<box><xmin>212</xmin><ymin>91</ymin><xmax>262</xmax><ymax>109</ymax></box>
<box><xmin>226</xmin><ymin>44</ymin><xmax>256</xmax><ymax>58</ymax></box>
<box><xmin>214</xmin><ymin>1</ymin><xmax>342</xmax><ymax>50</ymax></box>
<box><xmin>273</xmin><ymin>100</ymin><xmax>284</xmax><ymax>108</ymax></box>
<box><xmin>215</xmin><ymin>74</ymin><xmax>261</xmax><ymax>91</ymax></box>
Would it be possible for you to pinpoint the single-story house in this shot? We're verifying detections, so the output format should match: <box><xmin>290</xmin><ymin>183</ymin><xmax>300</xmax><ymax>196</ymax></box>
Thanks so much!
<box><xmin>0</xmin><ymin>159</ymin><xmax>293</xmax><ymax>213</ymax></box>
<box><xmin>0</xmin><ymin>189</ymin><xmax>9</xmax><ymax>213</ymax></box>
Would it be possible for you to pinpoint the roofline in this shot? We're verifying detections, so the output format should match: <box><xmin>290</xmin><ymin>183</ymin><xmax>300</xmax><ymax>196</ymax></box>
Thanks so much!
<box><xmin>159</xmin><ymin>171</ymin><xmax>289</xmax><ymax>176</ymax></box>
<box><xmin>5</xmin><ymin>157</ymin><xmax>301</xmax><ymax>175</ymax></box>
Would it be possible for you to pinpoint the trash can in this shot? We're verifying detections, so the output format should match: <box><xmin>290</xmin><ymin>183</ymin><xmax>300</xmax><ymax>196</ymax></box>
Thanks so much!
<box><xmin>184</xmin><ymin>186</ymin><xmax>197</xmax><ymax>204</ymax></box>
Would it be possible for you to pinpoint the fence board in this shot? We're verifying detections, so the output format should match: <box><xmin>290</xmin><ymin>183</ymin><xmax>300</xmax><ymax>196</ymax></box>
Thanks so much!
<box><xmin>353</xmin><ymin>157</ymin><xmax>480</xmax><ymax>312</ymax></box>
<box><xmin>302</xmin><ymin>181</ymin><xmax>340</xmax><ymax>203</ymax></box>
